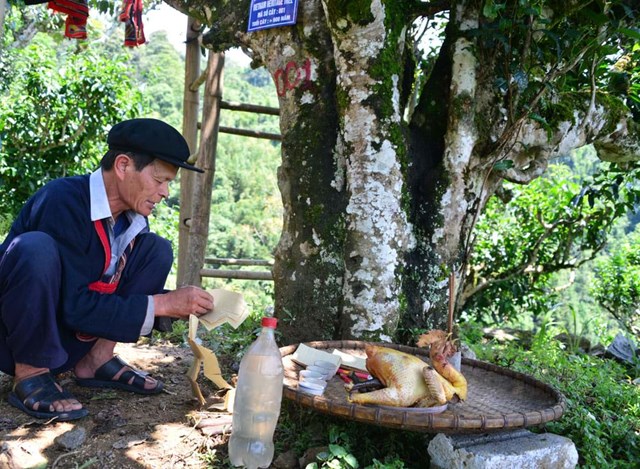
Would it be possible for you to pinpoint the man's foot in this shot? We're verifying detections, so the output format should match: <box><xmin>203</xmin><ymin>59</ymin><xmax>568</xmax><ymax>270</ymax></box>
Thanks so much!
<box><xmin>75</xmin><ymin>356</ymin><xmax>163</xmax><ymax>395</ymax></box>
<box><xmin>8</xmin><ymin>372</ymin><xmax>88</xmax><ymax>421</ymax></box>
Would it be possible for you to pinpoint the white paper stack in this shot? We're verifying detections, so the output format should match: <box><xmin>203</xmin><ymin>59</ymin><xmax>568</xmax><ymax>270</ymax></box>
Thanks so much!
<box><xmin>331</xmin><ymin>349</ymin><xmax>368</xmax><ymax>372</ymax></box>
<box><xmin>291</xmin><ymin>343</ymin><xmax>342</xmax><ymax>368</ymax></box>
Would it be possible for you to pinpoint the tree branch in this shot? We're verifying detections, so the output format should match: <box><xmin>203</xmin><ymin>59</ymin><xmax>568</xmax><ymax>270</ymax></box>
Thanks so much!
<box><xmin>494</xmin><ymin>91</ymin><xmax>639</xmax><ymax>171</ymax></box>
<box><xmin>502</xmin><ymin>154</ymin><xmax>548</xmax><ymax>183</ymax></box>
<box><xmin>488</xmin><ymin>40</ymin><xmax>597</xmax><ymax>170</ymax></box>
<box><xmin>10</xmin><ymin>14</ymin><xmax>43</xmax><ymax>49</ymax></box>
<box><xmin>461</xmin><ymin>206</ymin><xmax>606</xmax><ymax>307</ymax></box>
<box><xmin>38</xmin><ymin>121</ymin><xmax>87</xmax><ymax>153</ymax></box>
<box><xmin>162</xmin><ymin>0</ymin><xmax>251</xmax><ymax>52</ymax></box>
<box><xmin>410</xmin><ymin>0</ymin><xmax>451</xmax><ymax>19</ymax></box>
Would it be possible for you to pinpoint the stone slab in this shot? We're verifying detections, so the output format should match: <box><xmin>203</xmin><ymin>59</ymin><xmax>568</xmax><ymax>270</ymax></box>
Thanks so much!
<box><xmin>605</xmin><ymin>333</ymin><xmax>638</xmax><ymax>365</ymax></box>
<box><xmin>428</xmin><ymin>429</ymin><xmax>578</xmax><ymax>469</ymax></box>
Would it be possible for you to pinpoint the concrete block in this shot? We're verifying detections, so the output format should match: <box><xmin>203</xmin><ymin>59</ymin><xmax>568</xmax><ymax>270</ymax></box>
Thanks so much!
<box><xmin>428</xmin><ymin>429</ymin><xmax>578</xmax><ymax>469</ymax></box>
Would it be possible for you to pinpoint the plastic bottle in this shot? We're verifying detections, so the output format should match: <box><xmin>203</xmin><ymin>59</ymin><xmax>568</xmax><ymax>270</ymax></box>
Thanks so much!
<box><xmin>228</xmin><ymin>316</ymin><xmax>284</xmax><ymax>468</ymax></box>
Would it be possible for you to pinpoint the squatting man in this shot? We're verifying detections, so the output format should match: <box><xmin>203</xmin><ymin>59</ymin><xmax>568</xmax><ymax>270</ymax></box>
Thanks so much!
<box><xmin>0</xmin><ymin>118</ymin><xmax>213</xmax><ymax>420</ymax></box>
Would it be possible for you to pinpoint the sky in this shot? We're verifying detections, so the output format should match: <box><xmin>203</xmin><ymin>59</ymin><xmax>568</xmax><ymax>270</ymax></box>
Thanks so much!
<box><xmin>143</xmin><ymin>4</ymin><xmax>189</xmax><ymax>52</ymax></box>
<box><xmin>143</xmin><ymin>4</ymin><xmax>250</xmax><ymax>65</ymax></box>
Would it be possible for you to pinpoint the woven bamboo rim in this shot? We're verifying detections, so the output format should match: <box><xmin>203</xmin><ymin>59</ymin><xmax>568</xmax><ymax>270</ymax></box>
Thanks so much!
<box><xmin>280</xmin><ymin>340</ymin><xmax>566</xmax><ymax>433</ymax></box>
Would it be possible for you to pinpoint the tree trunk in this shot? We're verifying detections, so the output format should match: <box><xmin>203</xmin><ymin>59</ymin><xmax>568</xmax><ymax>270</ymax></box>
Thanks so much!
<box><xmin>169</xmin><ymin>0</ymin><xmax>640</xmax><ymax>345</ymax></box>
<box><xmin>249</xmin><ymin>2</ymin><xmax>346</xmax><ymax>344</ymax></box>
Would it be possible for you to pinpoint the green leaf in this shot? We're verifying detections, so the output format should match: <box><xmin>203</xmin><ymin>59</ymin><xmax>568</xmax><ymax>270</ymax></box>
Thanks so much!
<box><xmin>493</xmin><ymin>160</ymin><xmax>515</xmax><ymax>171</ymax></box>
<box><xmin>483</xmin><ymin>0</ymin><xmax>505</xmax><ymax>20</ymax></box>
<box><xmin>538</xmin><ymin>29</ymin><xmax>562</xmax><ymax>61</ymax></box>
<box><xmin>529</xmin><ymin>112</ymin><xmax>548</xmax><ymax>125</ymax></box>
<box><xmin>617</xmin><ymin>28</ymin><xmax>640</xmax><ymax>41</ymax></box>
<box><xmin>578</xmin><ymin>8</ymin><xmax>609</xmax><ymax>26</ymax></box>
<box><xmin>329</xmin><ymin>444</ymin><xmax>348</xmax><ymax>457</ymax></box>
<box><xmin>344</xmin><ymin>454</ymin><xmax>359</xmax><ymax>468</ymax></box>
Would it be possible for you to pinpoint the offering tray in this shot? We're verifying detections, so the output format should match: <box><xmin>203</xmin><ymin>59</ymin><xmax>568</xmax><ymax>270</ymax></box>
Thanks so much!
<box><xmin>280</xmin><ymin>340</ymin><xmax>566</xmax><ymax>433</ymax></box>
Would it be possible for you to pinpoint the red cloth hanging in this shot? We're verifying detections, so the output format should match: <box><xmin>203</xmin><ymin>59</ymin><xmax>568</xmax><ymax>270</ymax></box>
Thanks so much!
<box><xmin>48</xmin><ymin>0</ymin><xmax>88</xmax><ymax>17</ymax></box>
<box><xmin>65</xmin><ymin>14</ymin><xmax>88</xmax><ymax>39</ymax></box>
<box><xmin>48</xmin><ymin>0</ymin><xmax>88</xmax><ymax>40</ymax></box>
<box><xmin>119</xmin><ymin>0</ymin><xmax>146</xmax><ymax>47</ymax></box>
<box><xmin>45</xmin><ymin>0</ymin><xmax>146</xmax><ymax>45</ymax></box>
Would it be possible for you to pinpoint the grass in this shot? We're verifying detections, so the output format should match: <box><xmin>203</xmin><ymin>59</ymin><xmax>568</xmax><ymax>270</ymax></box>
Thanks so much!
<box><xmin>275</xmin><ymin>404</ymin><xmax>428</xmax><ymax>468</ymax></box>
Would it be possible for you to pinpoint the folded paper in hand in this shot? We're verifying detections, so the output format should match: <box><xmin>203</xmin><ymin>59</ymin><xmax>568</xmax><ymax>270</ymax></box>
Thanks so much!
<box><xmin>187</xmin><ymin>289</ymin><xmax>249</xmax><ymax>407</ymax></box>
<box><xmin>198</xmin><ymin>289</ymin><xmax>249</xmax><ymax>330</ymax></box>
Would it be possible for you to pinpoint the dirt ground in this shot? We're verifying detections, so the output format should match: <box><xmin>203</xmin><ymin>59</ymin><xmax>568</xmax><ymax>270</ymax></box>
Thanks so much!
<box><xmin>0</xmin><ymin>340</ymin><xmax>233</xmax><ymax>469</ymax></box>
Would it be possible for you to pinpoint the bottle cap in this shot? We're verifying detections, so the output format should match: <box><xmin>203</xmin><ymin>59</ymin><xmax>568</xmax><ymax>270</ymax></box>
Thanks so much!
<box><xmin>262</xmin><ymin>317</ymin><xmax>277</xmax><ymax>328</ymax></box>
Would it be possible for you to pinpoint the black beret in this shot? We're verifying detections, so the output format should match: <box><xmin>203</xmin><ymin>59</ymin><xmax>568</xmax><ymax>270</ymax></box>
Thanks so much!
<box><xmin>108</xmin><ymin>118</ymin><xmax>203</xmax><ymax>173</ymax></box>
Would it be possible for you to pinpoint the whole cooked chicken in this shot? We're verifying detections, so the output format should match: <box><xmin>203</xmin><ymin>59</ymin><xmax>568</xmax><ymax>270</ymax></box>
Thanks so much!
<box><xmin>348</xmin><ymin>332</ymin><xmax>467</xmax><ymax>408</ymax></box>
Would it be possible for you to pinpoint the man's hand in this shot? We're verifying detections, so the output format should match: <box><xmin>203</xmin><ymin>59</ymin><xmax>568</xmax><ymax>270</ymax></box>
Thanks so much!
<box><xmin>153</xmin><ymin>286</ymin><xmax>214</xmax><ymax>320</ymax></box>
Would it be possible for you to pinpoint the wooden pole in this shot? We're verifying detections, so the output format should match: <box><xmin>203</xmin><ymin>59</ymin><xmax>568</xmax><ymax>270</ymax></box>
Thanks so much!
<box><xmin>218</xmin><ymin>126</ymin><xmax>281</xmax><ymax>141</ymax></box>
<box><xmin>204</xmin><ymin>257</ymin><xmax>274</xmax><ymax>267</ymax></box>
<box><xmin>183</xmin><ymin>51</ymin><xmax>225</xmax><ymax>287</ymax></box>
<box><xmin>177</xmin><ymin>16</ymin><xmax>202</xmax><ymax>287</ymax></box>
<box><xmin>200</xmin><ymin>269</ymin><xmax>273</xmax><ymax>281</ymax></box>
<box><xmin>220</xmin><ymin>100</ymin><xmax>280</xmax><ymax>116</ymax></box>
<box><xmin>448</xmin><ymin>272</ymin><xmax>454</xmax><ymax>335</ymax></box>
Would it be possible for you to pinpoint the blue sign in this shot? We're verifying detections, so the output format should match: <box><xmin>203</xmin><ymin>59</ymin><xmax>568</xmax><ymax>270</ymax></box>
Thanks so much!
<box><xmin>248</xmin><ymin>0</ymin><xmax>299</xmax><ymax>32</ymax></box>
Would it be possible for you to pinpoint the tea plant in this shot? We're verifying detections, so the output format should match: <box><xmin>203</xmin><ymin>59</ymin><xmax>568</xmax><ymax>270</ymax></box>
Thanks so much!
<box><xmin>471</xmin><ymin>325</ymin><xmax>640</xmax><ymax>467</ymax></box>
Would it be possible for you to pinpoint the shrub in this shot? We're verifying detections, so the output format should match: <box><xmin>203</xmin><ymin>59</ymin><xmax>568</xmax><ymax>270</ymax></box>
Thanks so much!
<box><xmin>471</xmin><ymin>325</ymin><xmax>640</xmax><ymax>467</ymax></box>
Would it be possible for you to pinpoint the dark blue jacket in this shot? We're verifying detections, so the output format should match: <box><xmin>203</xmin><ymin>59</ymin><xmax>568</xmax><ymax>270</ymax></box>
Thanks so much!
<box><xmin>0</xmin><ymin>175</ymin><xmax>149</xmax><ymax>343</ymax></box>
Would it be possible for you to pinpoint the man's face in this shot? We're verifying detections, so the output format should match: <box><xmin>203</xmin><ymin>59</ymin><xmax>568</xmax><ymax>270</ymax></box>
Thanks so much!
<box><xmin>121</xmin><ymin>159</ymin><xmax>179</xmax><ymax>217</ymax></box>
